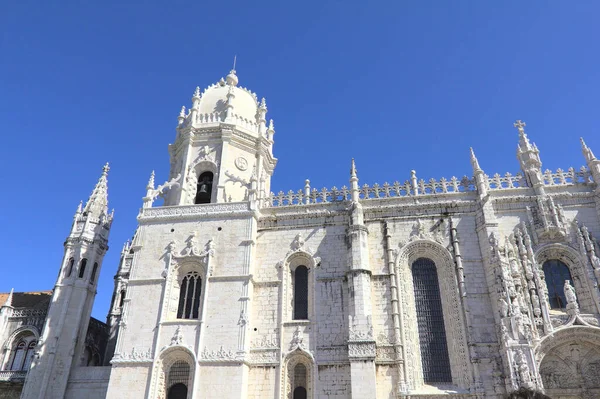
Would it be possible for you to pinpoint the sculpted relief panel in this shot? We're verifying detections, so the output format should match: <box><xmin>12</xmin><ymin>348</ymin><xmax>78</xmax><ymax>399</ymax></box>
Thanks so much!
<box><xmin>539</xmin><ymin>339</ymin><xmax>600</xmax><ymax>396</ymax></box>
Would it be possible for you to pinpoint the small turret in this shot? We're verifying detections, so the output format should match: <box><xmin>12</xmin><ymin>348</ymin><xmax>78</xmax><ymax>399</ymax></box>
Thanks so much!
<box><xmin>515</xmin><ymin>120</ymin><xmax>545</xmax><ymax>195</ymax></box>
<box><xmin>470</xmin><ymin>147</ymin><xmax>488</xmax><ymax>198</ymax></box>
<box><xmin>581</xmin><ymin>137</ymin><xmax>600</xmax><ymax>185</ymax></box>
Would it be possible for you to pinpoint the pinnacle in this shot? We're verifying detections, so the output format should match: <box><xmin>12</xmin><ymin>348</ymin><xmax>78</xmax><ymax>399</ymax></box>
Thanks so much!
<box><xmin>581</xmin><ymin>137</ymin><xmax>596</xmax><ymax>161</ymax></box>
<box><xmin>83</xmin><ymin>163</ymin><xmax>110</xmax><ymax>220</ymax></box>
<box><xmin>470</xmin><ymin>147</ymin><xmax>482</xmax><ymax>171</ymax></box>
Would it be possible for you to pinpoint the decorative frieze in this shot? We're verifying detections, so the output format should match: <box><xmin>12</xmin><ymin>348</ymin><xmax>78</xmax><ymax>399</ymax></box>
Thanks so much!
<box><xmin>111</xmin><ymin>347</ymin><xmax>153</xmax><ymax>364</ymax></box>
<box><xmin>138</xmin><ymin>202</ymin><xmax>251</xmax><ymax>222</ymax></box>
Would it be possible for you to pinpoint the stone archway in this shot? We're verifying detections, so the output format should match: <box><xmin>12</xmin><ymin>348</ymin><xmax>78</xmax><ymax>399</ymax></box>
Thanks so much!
<box><xmin>536</xmin><ymin>326</ymin><xmax>600</xmax><ymax>398</ymax></box>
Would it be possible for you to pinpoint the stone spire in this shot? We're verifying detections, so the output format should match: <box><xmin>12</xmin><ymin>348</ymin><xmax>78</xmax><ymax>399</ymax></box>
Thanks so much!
<box><xmin>581</xmin><ymin>137</ymin><xmax>596</xmax><ymax>163</ymax></box>
<box><xmin>470</xmin><ymin>147</ymin><xmax>482</xmax><ymax>172</ymax></box>
<box><xmin>5</xmin><ymin>288</ymin><xmax>14</xmax><ymax>307</ymax></box>
<box><xmin>350</xmin><ymin>158</ymin><xmax>359</xmax><ymax>202</ymax></box>
<box><xmin>83</xmin><ymin>163</ymin><xmax>110</xmax><ymax>219</ymax></box>
<box><xmin>470</xmin><ymin>147</ymin><xmax>487</xmax><ymax>198</ymax></box>
<box><xmin>581</xmin><ymin>137</ymin><xmax>600</xmax><ymax>185</ymax></box>
<box><xmin>515</xmin><ymin>120</ymin><xmax>544</xmax><ymax>195</ymax></box>
<box><xmin>515</xmin><ymin>120</ymin><xmax>533</xmax><ymax>151</ymax></box>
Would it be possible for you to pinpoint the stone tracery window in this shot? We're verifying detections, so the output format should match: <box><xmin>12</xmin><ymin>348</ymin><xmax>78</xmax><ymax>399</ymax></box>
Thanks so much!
<box><xmin>177</xmin><ymin>272</ymin><xmax>202</xmax><ymax>319</ymax></box>
<box><xmin>542</xmin><ymin>259</ymin><xmax>573</xmax><ymax>309</ymax></box>
<box><xmin>6</xmin><ymin>334</ymin><xmax>36</xmax><ymax>371</ymax></box>
<box><xmin>411</xmin><ymin>257</ymin><xmax>452</xmax><ymax>383</ymax></box>
<box><xmin>293</xmin><ymin>265</ymin><xmax>309</xmax><ymax>320</ymax></box>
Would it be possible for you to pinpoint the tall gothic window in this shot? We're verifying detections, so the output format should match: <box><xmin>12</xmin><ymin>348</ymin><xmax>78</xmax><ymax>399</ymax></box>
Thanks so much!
<box><xmin>167</xmin><ymin>361</ymin><xmax>190</xmax><ymax>399</ymax></box>
<box><xmin>293</xmin><ymin>363</ymin><xmax>308</xmax><ymax>399</ymax></box>
<box><xmin>7</xmin><ymin>336</ymin><xmax>36</xmax><ymax>371</ymax></box>
<box><xmin>90</xmin><ymin>262</ymin><xmax>99</xmax><ymax>283</ymax></box>
<box><xmin>66</xmin><ymin>258</ymin><xmax>74</xmax><ymax>278</ymax></box>
<box><xmin>293</xmin><ymin>266</ymin><xmax>309</xmax><ymax>320</ymax></box>
<box><xmin>542</xmin><ymin>259</ymin><xmax>573</xmax><ymax>309</ymax></box>
<box><xmin>119</xmin><ymin>289</ymin><xmax>126</xmax><ymax>308</ymax></box>
<box><xmin>412</xmin><ymin>257</ymin><xmax>452</xmax><ymax>383</ymax></box>
<box><xmin>78</xmin><ymin>258</ymin><xmax>88</xmax><ymax>278</ymax></box>
<box><xmin>195</xmin><ymin>171</ymin><xmax>213</xmax><ymax>204</ymax></box>
<box><xmin>177</xmin><ymin>272</ymin><xmax>202</xmax><ymax>319</ymax></box>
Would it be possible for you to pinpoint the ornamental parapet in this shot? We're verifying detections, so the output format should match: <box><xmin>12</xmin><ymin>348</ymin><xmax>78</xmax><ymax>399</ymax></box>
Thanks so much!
<box><xmin>138</xmin><ymin>202</ymin><xmax>252</xmax><ymax>223</ymax></box>
<box><xmin>0</xmin><ymin>370</ymin><xmax>27</xmax><ymax>382</ymax></box>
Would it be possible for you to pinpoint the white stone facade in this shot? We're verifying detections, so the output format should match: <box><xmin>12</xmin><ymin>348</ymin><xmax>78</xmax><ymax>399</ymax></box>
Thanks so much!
<box><xmin>6</xmin><ymin>70</ymin><xmax>600</xmax><ymax>399</ymax></box>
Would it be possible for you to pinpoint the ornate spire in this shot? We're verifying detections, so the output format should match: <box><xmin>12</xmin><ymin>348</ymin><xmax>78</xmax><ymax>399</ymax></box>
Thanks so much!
<box><xmin>581</xmin><ymin>137</ymin><xmax>596</xmax><ymax>162</ymax></box>
<box><xmin>83</xmin><ymin>163</ymin><xmax>110</xmax><ymax>220</ymax></box>
<box><xmin>514</xmin><ymin>120</ymin><xmax>532</xmax><ymax>151</ymax></box>
<box><xmin>470</xmin><ymin>147</ymin><xmax>481</xmax><ymax>172</ymax></box>
<box><xmin>147</xmin><ymin>170</ymin><xmax>155</xmax><ymax>190</ymax></box>
<box><xmin>192</xmin><ymin>87</ymin><xmax>200</xmax><ymax>99</ymax></box>
<box><xmin>350</xmin><ymin>158</ymin><xmax>359</xmax><ymax>202</ymax></box>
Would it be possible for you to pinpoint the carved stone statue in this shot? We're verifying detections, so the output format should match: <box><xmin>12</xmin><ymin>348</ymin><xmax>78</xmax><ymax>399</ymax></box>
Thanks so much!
<box><xmin>564</xmin><ymin>280</ymin><xmax>579</xmax><ymax>315</ymax></box>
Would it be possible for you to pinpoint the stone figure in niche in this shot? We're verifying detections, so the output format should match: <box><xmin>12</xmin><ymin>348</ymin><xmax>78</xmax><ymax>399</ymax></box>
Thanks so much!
<box><xmin>564</xmin><ymin>280</ymin><xmax>579</xmax><ymax>315</ymax></box>
<box><xmin>499</xmin><ymin>297</ymin><xmax>509</xmax><ymax>318</ymax></box>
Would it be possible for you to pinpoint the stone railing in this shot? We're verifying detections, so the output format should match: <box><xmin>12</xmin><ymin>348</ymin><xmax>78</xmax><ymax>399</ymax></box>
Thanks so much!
<box><xmin>0</xmin><ymin>370</ymin><xmax>27</xmax><ymax>382</ymax></box>
<box><xmin>266</xmin><ymin>175</ymin><xmax>476</xmax><ymax>207</ymax></box>
<box><xmin>195</xmin><ymin>112</ymin><xmax>223</xmax><ymax>124</ymax></box>
<box><xmin>486</xmin><ymin>172</ymin><xmax>528</xmax><ymax>190</ymax></box>
<box><xmin>8</xmin><ymin>309</ymin><xmax>46</xmax><ymax>318</ymax></box>
<box><xmin>191</xmin><ymin>111</ymin><xmax>259</xmax><ymax>133</ymax></box>
<box><xmin>543</xmin><ymin>166</ymin><xmax>592</xmax><ymax>186</ymax></box>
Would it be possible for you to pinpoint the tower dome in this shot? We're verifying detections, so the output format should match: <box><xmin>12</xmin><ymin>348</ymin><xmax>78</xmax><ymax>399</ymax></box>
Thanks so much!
<box><xmin>195</xmin><ymin>69</ymin><xmax>260</xmax><ymax>126</ymax></box>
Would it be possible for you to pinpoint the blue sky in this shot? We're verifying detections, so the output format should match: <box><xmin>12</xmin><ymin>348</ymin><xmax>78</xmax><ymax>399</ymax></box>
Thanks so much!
<box><xmin>1</xmin><ymin>1</ymin><xmax>599</xmax><ymax>320</ymax></box>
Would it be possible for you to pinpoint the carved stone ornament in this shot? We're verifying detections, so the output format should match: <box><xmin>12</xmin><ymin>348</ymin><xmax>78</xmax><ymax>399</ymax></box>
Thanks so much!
<box><xmin>111</xmin><ymin>347</ymin><xmax>153</xmax><ymax>364</ymax></box>
<box><xmin>200</xmin><ymin>346</ymin><xmax>236</xmax><ymax>361</ymax></box>
<box><xmin>171</xmin><ymin>326</ymin><xmax>183</xmax><ymax>346</ymax></box>
<box><xmin>404</xmin><ymin>218</ymin><xmax>448</xmax><ymax>246</ymax></box>
<box><xmin>289</xmin><ymin>326</ymin><xmax>305</xmax><ymax>351</ymax></box>
<box><xmin>276</xmin><ymin>233</ymin><xmax>321</xmax><ymax>269</ymax></box>
<box><xmin>145</xmin><ymin>174</ymin><xmax>182</xmax><ymax>206</ymax></box>
<box><xmin>234</xmin><ymin>156</ymin><xmax>248</xmax><ymax>171</ymax></box>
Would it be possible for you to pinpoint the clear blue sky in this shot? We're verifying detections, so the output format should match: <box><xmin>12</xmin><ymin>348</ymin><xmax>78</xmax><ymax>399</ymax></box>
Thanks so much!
<box><xmin>1</xmin><ymin>1</ymin><xmax>599</xmax><ymax>320</ymax></box>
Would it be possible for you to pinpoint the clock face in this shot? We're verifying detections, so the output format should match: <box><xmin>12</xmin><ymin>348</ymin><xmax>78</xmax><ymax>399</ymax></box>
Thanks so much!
<box><xmin>235</xmin><ymin>157</ymin><xmax>248</xmax><ymax>171</ymax></box>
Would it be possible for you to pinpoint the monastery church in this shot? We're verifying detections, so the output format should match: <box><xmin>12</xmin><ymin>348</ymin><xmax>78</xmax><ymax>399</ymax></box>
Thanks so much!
<box><xmin>2</xmin><ymin>69</ymin><xmax>600</xmax><ymax>399</ymax></box>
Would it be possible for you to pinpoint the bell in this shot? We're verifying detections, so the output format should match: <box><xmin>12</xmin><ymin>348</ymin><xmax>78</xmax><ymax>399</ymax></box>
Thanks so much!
<box><xmin>198</xmin><ymin>183</ymin><xmax>208</xmax><ymax>194</ymax></box>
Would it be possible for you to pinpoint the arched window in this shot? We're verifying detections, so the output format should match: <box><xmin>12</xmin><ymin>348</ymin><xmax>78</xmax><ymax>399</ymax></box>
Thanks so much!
<box><xmin>78</xmin><ymin>258</ymin><xmax>88</xmax><ymax>278</ymax></box>
<box><xmin>23</xmin><ymin>341</ymin><xmax>36</xmax><ymax>370</ymax></box>
<box><xmin>195</xmin><ymin>171</ymin><xmax>213</xmax><ymax>204</ymax></box>
<box><xmin>167</xmin><ymin>361</ymin><xmax>190</xmax><ymax>399</ymax></box>
<box><xmin>412</xmin><ymin>257</ymin><xmax>452</xmax><ymax>383</ymax></box>
<box><xmin>542</xmin><ymin>259</ymin><xmax>573</xmax><ymax>309</ymax></box>
<box><xmin>293</xmin><ymin>266</ymin><xmax>309</xmax><ymax>320</ymax></box>
<box><xmin>9</xmin><ymin>341</ymin><xmax>26</xmax><ymax>371</ymax></box>
<box><xmin>177</xmin><ymin>272</ymin><xmax>202</xmax><ymax>319</ymax></box>
<box><xmin>119</xmin><ymin>289</ymin><xmax>126</xmax><ymax>308</ymax></box>
<box><xmin>90</xmin><ymin>262</ymin><xmax>98</xmax><ymax>283</ymax></box>
<box><xmin>293</xmin><ymin>363</ymin><xmax>307</xmax><ymax>399</ymax></box>
<box><xmin>8</xmin><ymin>337</ymin><xmax>36</xmax><ymax>371</ymax></box>
<box><xmin>66</xmin><ymin>258</ymin><xmax>74</xmax><ymax>278</ymax></box>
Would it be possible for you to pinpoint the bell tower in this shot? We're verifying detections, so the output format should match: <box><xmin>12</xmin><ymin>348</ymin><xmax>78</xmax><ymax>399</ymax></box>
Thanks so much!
<box><xmin>163</xmin><ymin>68</ymin><xmax>277</xmax><ymax>207</ymax></box>
<box><xmin>22</xmin><ymin>165</ymin><xmax>113</xmax><ymax>399</ymax></box>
